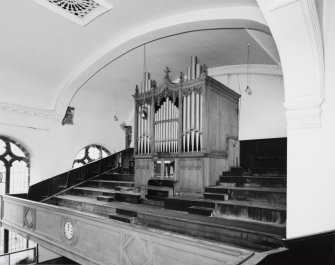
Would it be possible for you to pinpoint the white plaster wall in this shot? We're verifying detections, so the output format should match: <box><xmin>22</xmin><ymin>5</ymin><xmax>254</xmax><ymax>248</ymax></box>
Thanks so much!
<box><xmin>210</xmin><ymin>66</ymin><xmax>286</xmax><ymax>140</ymax></box>
<box><xmin>285</xmin><ymin>0</ymin><xmax>335</xmax><ymax>238</ymax></box>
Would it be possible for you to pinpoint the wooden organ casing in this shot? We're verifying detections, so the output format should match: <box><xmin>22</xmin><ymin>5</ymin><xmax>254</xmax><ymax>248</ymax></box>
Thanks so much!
<box><xmin>133</xmin><ymin>63</ymin><xmax>240</xmax><ymax>194</ymax></box>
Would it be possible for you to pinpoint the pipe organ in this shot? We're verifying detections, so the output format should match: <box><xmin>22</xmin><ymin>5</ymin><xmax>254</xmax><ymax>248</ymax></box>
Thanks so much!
<box><xmin>134</xmin><ymin>56</ymin><xmax>240</xmax><ymax>193</ymax></box>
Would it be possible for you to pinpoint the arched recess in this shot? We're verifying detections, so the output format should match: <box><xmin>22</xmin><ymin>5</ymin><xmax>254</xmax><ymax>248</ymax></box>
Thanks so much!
<box><xmin>54</xmin><ymin>5</ymin><xmax>269</xmax><ymax>120</ymax></box>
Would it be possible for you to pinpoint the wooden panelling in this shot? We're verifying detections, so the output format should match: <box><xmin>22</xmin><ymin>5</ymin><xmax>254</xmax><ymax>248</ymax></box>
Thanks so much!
<box><xmin>240</xmin><ymin>138</ymin><xmax>287</xmax><ymax>171</ymax></box>
<box><xmin>134</xmin><ymin>158</ymin><xmax>152</xmax><ymax>187</ymax></box>
<box><xmin>179</xmin><ymin>158</ymin><xmax>203</xmax><ymax>193</ymax></box>
<box><xmin>0</xmin><ymin>195</ymin><xmax>256</xmax><ymax>265</ymax></box>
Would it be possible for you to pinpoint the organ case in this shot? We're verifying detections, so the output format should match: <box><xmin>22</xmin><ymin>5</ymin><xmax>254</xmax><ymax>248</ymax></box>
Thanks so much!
<box><xmin>133</xmin><ymin>63</ymin><xmax>240</xmax><ymax>194</ymax></box>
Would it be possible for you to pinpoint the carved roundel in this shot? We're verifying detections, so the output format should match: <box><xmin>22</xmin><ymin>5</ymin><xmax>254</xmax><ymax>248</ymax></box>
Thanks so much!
<box><xmin>61</xmin><ymin>218</ymin><xmax>78</xmax><ymax>245</ymax></box>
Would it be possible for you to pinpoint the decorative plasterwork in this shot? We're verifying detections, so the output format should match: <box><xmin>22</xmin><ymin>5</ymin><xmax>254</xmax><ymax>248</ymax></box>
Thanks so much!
<box><xmin>121</xmin><ymin>233</ymin><xmax>150</xmax><ymax>265</ymax></box>
<box><xmin>0</xmin><ymin>102</ymin><xmax>55</xmax><ymax>119</ymax></box>
<box><xmin>23</xmin><ymin>207</ymin><xmax>36</xmax><ymax>230</ymax></box>
<box><xmin>32</xmin><ymin>0</ymin><xmax>113</xmax><ymax>26</ymax></box>
<box><xmin>286</xmin><ymin>105</ymin><xmax>322</xmax><ymax>129</ymax></box>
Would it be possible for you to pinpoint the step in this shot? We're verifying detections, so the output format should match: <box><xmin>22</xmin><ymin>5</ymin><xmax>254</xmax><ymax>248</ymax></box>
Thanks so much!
<box><xmin>140</xmin><ymin>185</ymin><xmax>173</xmax><ymax>200</ymax></box>
<box><xmin>230</xmin><ymin>167</ymin><xmax>245</xmax><ymax>172</ymax></box>
<box><xmin>109</xmin><ymin>214</ymin><xmax>138</xmax><ymax>224</ymax></box>
<box><xmin>147</xmin><ymin>178</ymin><xmax>177</xmax><ymax>187</ymax></box>
<box><xmin>116</xmin><ymin>208</ymin><xmax>137</xmax><ymax>217</ymax></box>
<box><xmin>70</xmin><ymin>187</ymin><xmax>141</xmax><ymax>204</ymax></box>
<box><xmin>142</xmin><ymin>199</ymin><xmax>164</xmax><ymax>208</ymax></box>
<box><xmin>114</xmin><ymin>192</ymin><xmax>141</xmax><ymax>204</ymax></box>
<box><xmin>219</xmin><ymin>176</ymin><xmax>242</xmax><ymax>186</ymax></box>
<box><xmin>203</xmin><ymin>193</ymin><xmax>229</xmax><ymax>201</ymax></box>
<box><xmin>191</xmin><ymin>199</ymin><xmax>219</xmax><ymax>209</ymax></box>
<box><xmin>100</xmin><ymin>173</ymin><xmax>134</xmax><ymax>182</ymax></box>
<box><xmin>97</xmin><ymin>196</ymin><xmax>114</xmax><ymax>202</ymax></box>
<box><xmin>145</xmin><ymin>195</ymin><xmax>167</xmax><ymax>201</ymax></box>
<box><xmin>69</xmin><ymin>187</ymin><xmax>115</xmax><ymax>198</ymax></box>
<box><xmin>164</xmin><ymin>196</ymin><xmax>199</xmax><ymax>212</ymax></box>
<box><xmin>88</xmin><ymin>180</ymin><xmax>134</xmax><ymax>189</ymax></box>
<box><xmin>221</xmin><ymin>171</ymin><xmax>245</xmax><ymax>177</ymax></box>
<box><xmin>206</xmin><ymin>186</ymin><xmax>286</xmax><ymax>204</ymax></box>
<box><xmin>188</xmin><ymin>206</ymin><xmax>213</xmax><ymax>216</ymax></box>
<box><xmin>139</xmin><ymin>213</ymin><xmax>284</xmax><ymax>251</ymax></box>
<box><xmin>164</xmin><ymin>197</ymin><xmax>223</xmax><ymax>212</ymax></box>
<box><xmin>252</xmin><ymin>168</ymin><xmax>286</xmax><ymax>175</ymax></box>
<box><xmin>219</xmin><ymin>176</ymin><xmax>287</xmax><ymax>188</ymax></box>
<box><xmin>51</xmin><ymin>196</ymin><xmax>116</xmax><ymax>217</ymax></box>
<box><xmin>214</xmin><ymin>200</ymin><xmax>286</xmax><ymax>224</ymax></box>
<box><xmin>114</xmin><ymin>186</ymin><xmax>134</xmax><ymax>192</ymax></box>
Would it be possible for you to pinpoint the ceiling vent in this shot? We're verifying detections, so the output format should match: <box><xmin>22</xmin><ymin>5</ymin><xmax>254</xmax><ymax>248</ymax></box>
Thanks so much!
<box><xmin>32</xmin><ymin>0</ymin><xmax>113</xmax><ymax>26</ymax></box>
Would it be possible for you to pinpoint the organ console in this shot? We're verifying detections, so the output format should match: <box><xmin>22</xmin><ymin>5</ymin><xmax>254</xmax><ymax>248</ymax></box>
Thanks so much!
<box><xmin>133</xmin><ymin>56</ymin><xmax>240</xmax><ymax>193</ymax></box>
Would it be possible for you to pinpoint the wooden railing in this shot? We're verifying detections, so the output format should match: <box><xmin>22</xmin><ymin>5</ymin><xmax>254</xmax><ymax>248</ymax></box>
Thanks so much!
<box><xmin>0</xmin><ymin>195</ymin><xmax>255</xmax><ymax>265</ymax></box>
<box><xmin>27</xmin><ymin>148</ymin><xmax>134</xmax><ymax>202</ymax></box>
<box><xmin>0</xmin><ymin>247</ymin><xmax>37</xmax><ymax>265</ymax></box>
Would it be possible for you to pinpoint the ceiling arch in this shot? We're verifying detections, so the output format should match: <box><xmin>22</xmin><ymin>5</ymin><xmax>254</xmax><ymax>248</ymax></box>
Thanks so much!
<box><xmin>54</xmin><ymin>5</ymin><xmax>269</xmax><ymax>120</ymax></box>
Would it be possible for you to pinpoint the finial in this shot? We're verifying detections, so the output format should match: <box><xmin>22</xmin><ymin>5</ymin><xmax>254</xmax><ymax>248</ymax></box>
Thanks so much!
<box><xmin>151</xmin><ymin>80</ymin><xmax>157</xmax><ymax>89</ymax></box>
<box><xmin>164</xmin><ymin>67</ymin><xmax>171</xmax><ymax>79</ymax></box>
<box><xmin>135</xmin><ymin>84</ymin><xmax>139</xmax><ymax>94</ymax></box>
<box><xmin>179</xmin><ymin>72</ymin><xmax>184</xmax><ymax>84</ymax></box>
<box><xmin>201</xmin><ymin>64</ymin><xmax>208</xmax><ymax>76</ymax></box>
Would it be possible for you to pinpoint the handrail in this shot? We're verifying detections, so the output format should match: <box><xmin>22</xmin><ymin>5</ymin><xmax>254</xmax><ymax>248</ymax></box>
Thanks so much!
<box><xmin>0</xmin><ymin>194</ymin><xmax>254</xmax><ymax>265</ymax></box>
<box><xmin>40</xmin><ymin>165</ymin><xmax>119</xmax><ymax>203</ymax></box>
<box><xmin>28</xmin><ymin>148</ymin><xmax>134</xmax><ymax>202</ymax></box>
<box><xmin>0</xmin><ymin>247</ymin><xmax>37</xmax><ymax>257</ymax></box>
<box><xmin>0</xmin><ymin>247</ymin><xmax>37</xmax><ymax>265</ymax></box>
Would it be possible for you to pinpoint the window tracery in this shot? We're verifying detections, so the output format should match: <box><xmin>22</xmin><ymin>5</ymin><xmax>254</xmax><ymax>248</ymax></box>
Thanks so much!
<box><xmin>73</xmin><ymin>144</ymin><xmax>110</xmax><ymax>168</ymax></box>
<box><xmin>0</xmin><ymin>136</ymin><xmax>30</xmax><ymax>254</ymax></box>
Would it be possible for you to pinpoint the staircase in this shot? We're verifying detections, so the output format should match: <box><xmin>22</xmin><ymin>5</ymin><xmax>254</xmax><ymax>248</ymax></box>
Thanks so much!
<box><xmin>140</xmin><ymin>178</ymin><xmax>176</xmax><ymax>207</ymax></box>
<box><xmin>164</xmin><ymin>167</ymin><xmax>286</xmax><ymax>250</ymax></box>
<box><xmin>48</xmin><ymin>171</ymin><xmax>142</xmax><ymax>223</ymax></box>
<box><xmin>44</xmin><ymin>166</ymin><xmax>286</xmax><ymax>252</ymax></box>
<box><xmin>210</xmin><ymin>167</ymin><xmax>286</xmax><ymax>224</ymax></box>
<box><xmin>3</xmin><ymin>149</ymin><xmax>291</xmax><ymax>265</ymax></box>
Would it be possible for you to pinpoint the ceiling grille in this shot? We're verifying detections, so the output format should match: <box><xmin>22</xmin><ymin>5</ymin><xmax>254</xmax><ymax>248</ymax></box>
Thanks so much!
<box><xmin>48</xmin><ymin>0</ymin><xmax>99</xmax><ymax>19</ymax></box>
<box><xmin>33</xmin><ymin>0</ymin><xmax>113</xmax><ymax>26</ymax></box>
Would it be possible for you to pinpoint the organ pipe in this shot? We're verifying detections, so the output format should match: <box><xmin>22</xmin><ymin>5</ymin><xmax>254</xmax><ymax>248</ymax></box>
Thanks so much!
<box><xmin>135</xmin><ymin>57</ymin><xmax>207</xmax><ymax>155</ymax></box>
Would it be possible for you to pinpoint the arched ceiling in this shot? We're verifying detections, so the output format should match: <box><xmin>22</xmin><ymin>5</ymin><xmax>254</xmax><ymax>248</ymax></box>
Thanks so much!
<box><xmin>0</xmin><ymin>0</ymin><xmax>279</xmax><ymax>122</ymax></box>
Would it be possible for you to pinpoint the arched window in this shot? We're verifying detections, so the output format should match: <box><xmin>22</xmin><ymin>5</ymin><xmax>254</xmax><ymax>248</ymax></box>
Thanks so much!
<box><xmin>73</xmin><ymin>144</ymin><xmax>110</xmax><ymax>168</ymax></box>
<box><xmin>0</xmin><ymin>136</ymin><xmax>30</xmax><ymax>254</ymax></box>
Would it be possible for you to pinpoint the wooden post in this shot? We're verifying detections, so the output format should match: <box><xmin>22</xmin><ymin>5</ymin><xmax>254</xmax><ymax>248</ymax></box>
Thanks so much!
<box><xmin>150</xmin><ymin>88</ymin><xmax>155</xmax><ymax>154</ymax></box>
<box><xmin>134</xmin><ymin>101</ymin><xmax>139</xmax><ymax>154</ymax></box>
<box><xmin>178</xmin><ymin>72</ymin><xmax>183</xmax><ymax>153</ymax></box>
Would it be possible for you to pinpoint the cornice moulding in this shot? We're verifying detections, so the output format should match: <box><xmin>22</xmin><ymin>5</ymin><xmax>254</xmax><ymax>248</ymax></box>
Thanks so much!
<box><xmin>208</xmin><ymin>64</ymin><xmax>283</xmax><ymax>77</ymax></box>
<box><xmin>266</xmin><ymin>0</ymin><xmax>299</xmax><ymax>12</ymax></box>
<box><xmin>0</xmin><ymin>102</ymin><xmax>55</xmax><ymax>119</ymax></box>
